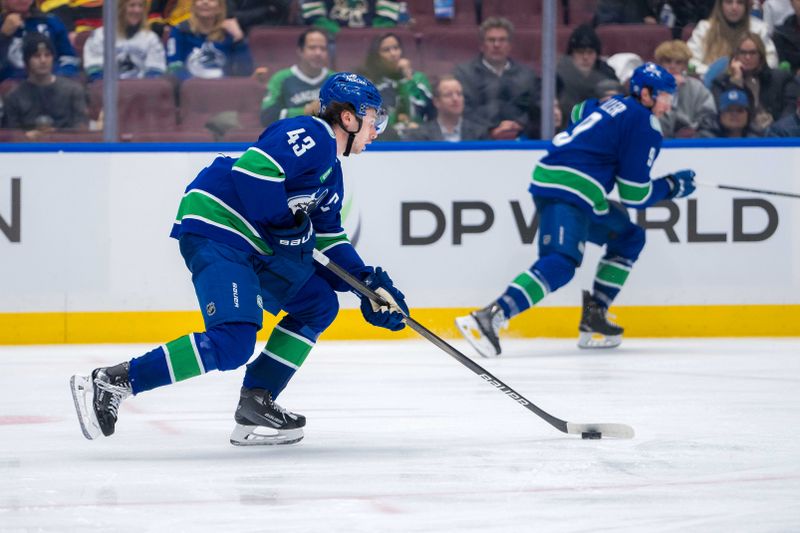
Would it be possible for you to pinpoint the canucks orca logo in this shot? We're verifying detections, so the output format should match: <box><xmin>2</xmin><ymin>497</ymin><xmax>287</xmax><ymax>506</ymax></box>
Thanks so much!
<box><xmin>119</xmin><ymin>52</ymin><xmax>138</xmax><ymax>78</ymax></box>
<box><xmin>288</xmin><ymin>189</ymin><xmax>329</xmax><ymax>214</ymax></box>
<box><xmin>187</xmin><ymin>42</ymin><xmax>226</xmax><ymax>79</ymax></box>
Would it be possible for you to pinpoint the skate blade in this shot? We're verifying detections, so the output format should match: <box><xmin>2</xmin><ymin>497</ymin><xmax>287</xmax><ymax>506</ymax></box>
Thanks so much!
<box><xmin>70</xmin><ymin>374</ymin><xmax>101</xmax><ymax>440</ymax></box>
<box><xmin>577</xmin><ymin>332</ymin><xmax>622</xmax><ymax>349</ymax></box>
<box><xmin>230</xmin><ymin>424</ymin><xmax>304</xmax><ymax>446</ymax></box>
<box><xmin>455</xmin><ymin>315</ymin><xmax>500</xmax><ymax>358</ymax></box>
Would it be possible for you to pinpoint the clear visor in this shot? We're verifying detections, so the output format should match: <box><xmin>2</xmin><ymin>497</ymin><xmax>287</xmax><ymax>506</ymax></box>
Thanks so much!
<box><xmin>373</xmin><ymin>107</ymin><xmax>389</xmax><ymax>134</ymax></box>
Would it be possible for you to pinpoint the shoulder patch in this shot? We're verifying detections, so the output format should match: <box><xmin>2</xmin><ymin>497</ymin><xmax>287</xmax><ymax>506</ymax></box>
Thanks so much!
<box><xmin>319</xmin><ymin>167</ymin><xmax>333</xmax><ymax>182</ymax></box>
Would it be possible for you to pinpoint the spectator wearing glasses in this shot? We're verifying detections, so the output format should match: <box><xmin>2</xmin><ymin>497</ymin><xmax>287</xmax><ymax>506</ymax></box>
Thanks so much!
<box><xmin>654</xmin><ymin>39</ymin><xmax>717</xmax><ymax>137</ymax></box>
<box><xmin>710</xmin><ymin>31</ymin><xmax>799</xmax><ymax>132</ymax></box>
<box><xmin>687</xmin><ymin>0</ymin><xmax>779</xmax><ymax>76</ymax></box>
<box><xmin>405</xmin><ymin>75</ymin><xmax>489</xmax><ymax>142</ymax></box>
<box><xmin>454</xmin><ymin>17</ymin><xmax>539</xmax><ymax>140</ymax></box>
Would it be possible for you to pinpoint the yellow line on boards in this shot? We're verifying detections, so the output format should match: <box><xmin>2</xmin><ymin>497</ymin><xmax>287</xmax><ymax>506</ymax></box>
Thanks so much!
<box><xmin>0</xmin><ymin>305</ymin><xmax>798</xmax><ymax>344</ymax></box>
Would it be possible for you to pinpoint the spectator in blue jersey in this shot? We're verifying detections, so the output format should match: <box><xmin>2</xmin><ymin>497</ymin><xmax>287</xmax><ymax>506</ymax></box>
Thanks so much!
<box><xmin>70</xmin><ymin>72</ymin><xmax>409</xmax><ymax>447</ymax></box>
<box><xmin>766</xmin><ymin>93</ymin><xmax>800</xmax><ymax>134</ymax></box>
<box><xmin>456</xmin><ymin>63</ymin><xmax>697</xmax><ymax>356</ymax></box>
<box><xmin>260</xmin><ymin>28</ymin><xmax>332</xmax><ymax>127</ymax></box>
<box><xmin>2</xmin><ymin>32</ymin><xmax>87</xmax><ymax>137</ymax></box>
<box><xmin>700</xmin><ymin>87</ymin><xmax>762</xmax><ymax>136</ymax></box>
<box><xmin>301</xmin><ymin>0</ymin><xmax>400</xmax><ymax>35</ymax></box>
<box><xmin>0</xmin><ymin>0</ymin><xmax>79</xmax><ymax>80</ymax></box>
<box><xmin>82</xmin><ymin>0</ymin><xmax>167</xmax><ymax>82</ymax></box>
<box><xmin>357</xmin><ymin>32</ymin><xmax>433</xmax><ymax>139</ymax></box>
<box><xmin>166</xmin><ymin>0</ymin><xmax>253</xmax><ymax>80</ymax></box>
<box><xmin>405</xmin><ymin>75</ymin><xmax>489</xmax><ymax>142</ymax></box>
<box><xmin>557</xmin><ymin>24</ymin><xmax>619</xmax><ymax>128</ymax></box>
<box><xmin>709</xmin><ymin>32</ymin><xmax>799</xmax><ymax>133</ymax></box>
<box><xmin>454</xmin><ymin>17</ymin><xmax>539</xmax><ymax>140</ymax></box>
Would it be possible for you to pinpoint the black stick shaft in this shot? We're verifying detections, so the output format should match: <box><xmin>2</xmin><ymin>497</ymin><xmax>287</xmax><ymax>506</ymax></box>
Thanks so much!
<box><xmin>716</xmin><ymin>184</ymin><xmax>800</xmax><ymax>199</ymax></box>
<box><xmin>312</xmin><ymin>250</ymin><xmax>569</xmax><ymax>434</ymax></box>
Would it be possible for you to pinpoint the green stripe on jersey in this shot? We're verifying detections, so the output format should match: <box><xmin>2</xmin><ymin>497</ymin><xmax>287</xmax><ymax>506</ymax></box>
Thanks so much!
<box><xmin>616</xmin><ymin>178</ymin><xmax>652</xmax><ymax>205</ymax></box>
<box><xmin>570</xmin><ymin>101</ymin><xmax>586</xmax><ymax>124</ymax></box>
<box><xmin>265</xmin><ymin>326</ymin><xmax>314</xmax><ymax>369</ymax></box>
<box><xmin>532</xmin><ymin>164</ymin><xmax>609</xmax><ymax>215</ymax></box>
<box><xmin>164</xmin><ymin>334</ymin><xmax>204</xmax><ymax>382</ymax></box>
<box><xmin>176</xmin><ymin>190</ymin><xmax>271</xmax><ymax>255</ymax></box>
<box><xmin>316</xmin><ymin>232</ymin><xmax>350</xmax><ymax>253</ymax></box>
<box><xmin>595</xmin><ymin>260</ymin><xmax>631</xmax><ymax>289</ymax></box>
<box><xmin>511</xmin><ymin>270</ymin><xmax>548</xmax><ymax>306</ymax></box>
<box><xmin>233</xmin><ymin>148</ymin><xmax>285</xmax><ymax>181</ymax></box>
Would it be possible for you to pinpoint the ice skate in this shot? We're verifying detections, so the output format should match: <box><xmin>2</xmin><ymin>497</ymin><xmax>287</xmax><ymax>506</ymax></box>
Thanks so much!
<box><xmin>230</xmin><ymin>387</ymin><xmax>305</xmax><ymax>446</ymax></box>
<box><xmin>578</xmin><ymin>291</ymin><xmax>623</xmax><ymax>349</ymax></box>
<box><xmin>455</xmin><ymin>303</ymin><xmax>508</xmax><ymax>357</ymax></box>
<box><xmin>70</xmin><ymin>362</ymin><xmax>132</xmax><ymax>440</ymax></box>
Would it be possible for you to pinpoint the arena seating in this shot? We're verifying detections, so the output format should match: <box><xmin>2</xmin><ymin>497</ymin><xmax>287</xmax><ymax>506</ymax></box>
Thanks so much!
<box><xmin>332</xmin><ymin>27</ymin><xmax>424</xmax><ymax>72</ymax></box>
<box><xmin>406</xmin><ymin>0</ymin><xmax>480</xmax><ymax>27</ymax></box>
<box><xmin>480</xmin><ymin>0</ymin><xmax>542</xmax><ymax>28</ymax></box>
<box><xmin>178</xmin><ymin>77</ymin><xmax>264</xmax><ymax>135</ymax></box>
<box><xmin>248</xmin><ymin>26</ymin><xmax>306</xmax><ymax>80</ymax></box>
<box><xmin>13</xmin><ymin>1</ymin><xmax>738</xmax><ymax>143</ymax></box>
<box><xmin>595</xmin><ymin>24</ymin><xmax>672</xmax><ymax>62</ymax></box>
<box><xmin>88</xmin><ymin>78</ymin><xmax>178</xmax><ymax>133</ymax></box>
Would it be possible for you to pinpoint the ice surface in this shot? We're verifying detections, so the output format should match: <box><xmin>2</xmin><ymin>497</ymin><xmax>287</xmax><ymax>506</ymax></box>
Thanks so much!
<box><xmin>1</xmin><ymin>338</ymin><xmax>799</xmax><ymax>532</ymax></box>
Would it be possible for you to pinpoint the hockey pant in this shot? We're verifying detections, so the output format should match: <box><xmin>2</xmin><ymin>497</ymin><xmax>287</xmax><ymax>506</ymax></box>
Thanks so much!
<box><xmin>128</xmin><ymin>235</ymin><xmax>338</xmax><ymax>398</ymax></box>
<box><xmin>498</xmin><ymin>198</ymin><xmax>645</xmax><ymax>318</ymax></box>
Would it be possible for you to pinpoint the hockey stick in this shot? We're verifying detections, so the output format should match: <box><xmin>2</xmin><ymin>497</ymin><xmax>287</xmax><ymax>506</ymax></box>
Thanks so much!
<box><xmin>695</xmin><ymin>180</ymin><xmax>800</xmax><ymax>199</ymax></box>
<box><xmin>313</xmin><ymin>249</ymin><xmax>635</xmax><ymax>439</ymax></box>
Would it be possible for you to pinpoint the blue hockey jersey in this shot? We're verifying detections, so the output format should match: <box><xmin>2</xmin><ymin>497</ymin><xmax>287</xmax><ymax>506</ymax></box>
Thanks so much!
<box><xmin>166</xmin><ymin>21</ymin><xmax>253</xmax><ymax>80</ymax></box>
<box><xmin>531</xmin><ymin>95</ymin><xmax>672</xmax><ymax>216</ymax></box>
<box><xmin>170</xmin><ymin>115</ymin><xmax>366</xmax><ymax>289</ymax></box>
<box><xmin>0</xmin><ymin>15</ymin><xmax>79</xmax><ymax>80</ymax></box>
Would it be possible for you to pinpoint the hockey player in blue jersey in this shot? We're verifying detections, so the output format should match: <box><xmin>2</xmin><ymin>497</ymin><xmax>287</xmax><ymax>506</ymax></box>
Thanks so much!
<box><xmin>456</xmin><ymin>62</ymin><xmax>697</xmax><ymax>356</ymax></box>
<box><xmin>70</xmin><ymin>72</ymin><xmax>409</xmax><ymax>446</ymax></box>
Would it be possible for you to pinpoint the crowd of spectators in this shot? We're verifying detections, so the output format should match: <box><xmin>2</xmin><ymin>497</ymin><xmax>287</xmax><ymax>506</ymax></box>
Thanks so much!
<box><xmin>1</xmin><ymin>0</ymin><xmax>800</xmax><ymax>140</ymax></box>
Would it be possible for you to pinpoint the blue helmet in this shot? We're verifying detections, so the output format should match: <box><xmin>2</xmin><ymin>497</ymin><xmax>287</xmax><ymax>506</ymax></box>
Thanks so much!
<box><xmin>629</xmin><ymin>62</ymin><xmax>676</xmax><ymax>98</ymax></box>
<box><xmin>319</xmin><ymin>72</ymin><xmax>387</xmax><ymax>133</ymax></box>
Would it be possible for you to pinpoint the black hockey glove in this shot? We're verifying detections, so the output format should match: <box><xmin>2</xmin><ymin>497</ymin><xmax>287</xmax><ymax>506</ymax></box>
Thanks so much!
<box><xmin>360</xmin><ymin>267</ymin><xmax>409</xmax><ymax>332</ymax></box>
<box><xmin>265</xmin><ymin>210</ymin><xmax>315</xmax><ymax>265</ymax></box>
<box><xmin>664</xmin><ymin>169</ymin><xmax>696</xmax><ymax>199</ymax></box>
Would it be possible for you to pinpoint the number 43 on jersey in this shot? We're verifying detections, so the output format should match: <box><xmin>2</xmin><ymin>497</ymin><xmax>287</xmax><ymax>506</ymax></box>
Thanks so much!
<box><xmin>287</xmin><ymin>129</ymin><xmax>316</xmax><ymax>156</ymax></box>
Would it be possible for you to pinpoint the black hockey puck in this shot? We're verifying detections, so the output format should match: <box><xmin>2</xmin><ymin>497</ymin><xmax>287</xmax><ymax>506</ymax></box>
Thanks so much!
<box><xmin>581</xmin><ymin>431</ymin><xmax>602</xmax><ymax>439</ymax></box>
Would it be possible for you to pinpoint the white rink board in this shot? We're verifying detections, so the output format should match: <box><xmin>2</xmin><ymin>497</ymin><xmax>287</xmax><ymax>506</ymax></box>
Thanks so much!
<box><xmin>1</xmin><ymin>145</ymin><xmax>799</xmax><ymax>313</ymax></box>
